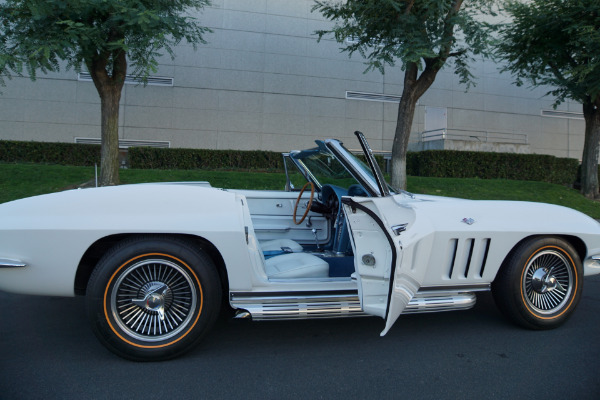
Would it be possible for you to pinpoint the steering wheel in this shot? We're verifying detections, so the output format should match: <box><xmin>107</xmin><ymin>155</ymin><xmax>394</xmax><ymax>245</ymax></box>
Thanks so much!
<box><xmin>293</xmin><ymin>182</ymin><xmax>315</xmax><ymax>225</ymax></box>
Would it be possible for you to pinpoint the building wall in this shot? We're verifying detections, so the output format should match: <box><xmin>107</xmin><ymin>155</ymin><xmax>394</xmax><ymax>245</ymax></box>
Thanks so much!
<box><xmin>0</xmin><ymin>0</ymin><xmax>587</xmax><ymax>159</ymax></box>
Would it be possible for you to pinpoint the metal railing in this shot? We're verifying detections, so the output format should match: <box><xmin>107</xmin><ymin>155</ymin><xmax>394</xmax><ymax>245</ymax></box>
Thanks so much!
<box><xmin>419</xmin><ymin>128</ymin><xmax>528</xmax><ymax>145</ymax></box>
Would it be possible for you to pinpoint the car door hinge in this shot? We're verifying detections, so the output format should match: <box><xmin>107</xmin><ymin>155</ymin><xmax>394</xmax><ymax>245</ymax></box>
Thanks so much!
<box><xmin>391</xmin><ymin>223</ymin><xmax>408</xmax><ymax>236</ymax></box>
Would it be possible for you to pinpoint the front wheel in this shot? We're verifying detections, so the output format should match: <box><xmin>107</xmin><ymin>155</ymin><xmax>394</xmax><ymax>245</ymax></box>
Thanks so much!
<box><xmin>86</xmin><ymin>236</ymin><xmax>221</xmax><ymax>361</ymax></box>
<box><xmin>492</xmin><ymin>236</ymin><xmax>583</xmax><ymax>330</ymax></box>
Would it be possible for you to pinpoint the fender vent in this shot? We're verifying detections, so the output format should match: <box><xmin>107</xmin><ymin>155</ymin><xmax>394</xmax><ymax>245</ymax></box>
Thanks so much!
<box><xmin>446</xmin><ymin>238</ymin><xmax>492</xmax><ymax>280</ymax></box>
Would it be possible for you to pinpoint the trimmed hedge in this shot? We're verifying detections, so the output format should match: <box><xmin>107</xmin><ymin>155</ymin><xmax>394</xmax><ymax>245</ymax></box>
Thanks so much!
<box><xmin>0</xmin><ymin>140</ymin><xmax>582</xmax><ymax>186</ymax></box>
<box><xmin>128</xmin><ymin>146</ymin><xmax>284</xmax><ymax>171</ymax></box>
<box><xmin>406</xmin><ymin>150</ymin><xmax>579</xmax><ymax>185</ymax></box>
<box><xmin>0</xmin><ymin>140</ymin><xmax>100</xmax><ymax>166</ymax></box>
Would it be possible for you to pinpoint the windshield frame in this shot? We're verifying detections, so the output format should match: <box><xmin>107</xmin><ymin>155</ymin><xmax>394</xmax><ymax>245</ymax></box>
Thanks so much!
<box><xmin>284</xmin><ymin>133</ymin><xmax>397</xmax><ymax>197</ymax></box>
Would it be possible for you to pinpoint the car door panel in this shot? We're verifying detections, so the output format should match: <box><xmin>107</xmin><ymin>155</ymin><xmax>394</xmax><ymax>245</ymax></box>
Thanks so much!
<box><xmin>233</xmin><ymin>190</ymin><xmax>330</xmax><ymax>245</ymax></box>
<box><xmin>342</xmin><ymin>195</ymin><xmax>423</xmax><ymax>335</ymax></box>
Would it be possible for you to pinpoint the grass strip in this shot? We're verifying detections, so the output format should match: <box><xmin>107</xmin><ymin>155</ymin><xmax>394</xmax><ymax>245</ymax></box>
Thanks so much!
<box><xmin>2</xmin><ymin>163</ymin><xmax>599</xmax><ymax>219</ymax></box>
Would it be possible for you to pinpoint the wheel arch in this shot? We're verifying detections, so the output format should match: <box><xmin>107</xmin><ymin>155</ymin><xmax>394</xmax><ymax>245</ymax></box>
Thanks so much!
<box><xmin>493</xmin><ymin>234</ymin><xmax>586</xmax><ymax>282</ymax></box>
<box><xmin>74</xmin><ymin>233</ymin><xmax>230</xmax><ymax>300</ymax></box>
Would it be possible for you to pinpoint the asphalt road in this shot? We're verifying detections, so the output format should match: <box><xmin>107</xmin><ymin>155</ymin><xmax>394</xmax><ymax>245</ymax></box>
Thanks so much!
<box><xmin>1</xmin><ymin>276</ymin><xmax>599</xmax><ymax>400</ymax></box>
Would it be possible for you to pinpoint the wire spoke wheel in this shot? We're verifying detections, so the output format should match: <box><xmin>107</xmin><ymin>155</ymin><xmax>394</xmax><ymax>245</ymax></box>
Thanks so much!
<box><xmin>492</xmin><ymin>237</ymin><xmax>582</xmax><ymax>330</ymax></box>
<box><xmin>112</xmin><ymin>259</ymin><xmax>197</xmax><ymax>342</ymax></box>
<box><xmin>522</xmin><ymin>249</ymin><xmax>573</xmax><ymax>315</ymax></box>
<box><xmin>87</xmin><ymin>236</ymin><xmax>221</xmax><ymax>361</ymax></box>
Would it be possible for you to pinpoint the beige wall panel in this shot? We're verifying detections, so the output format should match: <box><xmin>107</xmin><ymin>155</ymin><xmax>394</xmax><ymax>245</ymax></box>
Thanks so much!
<box><xmin>383</xmin><ymin>103</ymin><xmax>399</xmax><ymax>122</ymax></box>
<box><xmin>306</xmin><ymin>116</ymin><xmax>346</xmax><ymax>137</ymax></box>
<box><xmin>482</xmin><ymin>94</ymin><xmax>519</xmax><ymax>114</ymax></box>
<box><xmin>75</xmin><ymin>82</ymin><xmax>101</xmax><ymax>104</ymax></box>
<box><xmin>264</xmin><ymin>53</ymin><xmax>307</xmax><ymax>75</ymax></box>
<box><xmin>222</xmin><ymin>10</ymin><xmax>266</xmax><ymax>32</ymax></box>
<box><xmin>450</xmin><ymin>109</ymin><xmax>486</xmax><ymax>131</ymax></box>
<box><xmin>23</xmin><ymin>100</ymin><xmax>78</xmax><ymax>125</ymax></box>
<box><xmin>199</xmin><ymin>5</ymin><xmax>225</xmax><ymax>29</ymax></box>
<box><xmin>0</xmin><ymin>121</ymin><xmax>24</xmax><ymax>140</ymax></box>
<box><xmin>20</xmin><ymin>122</ymin><xmax>80</xmax><ymax>142</ymax></box>
<box><xmin>266</xmin><ymin>35</ymin><xmax>309</xmax><ymax>57</ymax></box>
<box><xmin>218</xmin><ymin>30</ymin><xmax>265</xmax><ymax>52</ymax></box>
<box><xmin>217</xmin><ymin>131</ymin><xmax>261</xmax><ymax>150</ymax></box>
<box><xmin>8</xmin><ymin>78</ymin><xmax>77</xmax><ymax>103</ymax></box>
<box><xmin>0</xmin><ymin>98</ymin><xmax>27</xmax><ymax>122</ymax></box>
<box><xmin>124</xmin><ymin>106</ymin><xmax>174</xmax><ymax>130</ymax></box>
<box><xmin>217</xmin><ymin>110</ymin><xmax>262</xmax><ymax>133</ymax></box>
<box><xmin>218</xmin><ymin>91</ymin><xmax>264</xmax><ymax>113</ymax></box>
<box><xmin>345</xmin><ymin>100</ymin><xmax>384</xmax><ymax>120</ymax></box>
<box><xmin>484</xmin><ymin>77</ymin><xmax>515</xmax><ymax>98</ymax></box>
<box><xmin>172</xmin><ymin>108</ymin><xmax>219</xmax><ymax>131</ymax></box>
<box><xmin>263</xmin><ymin>93</ymin><xmax>308</xmax><ymax>115</ymax></box>
<box><xmin>267</xmin><ymin>0</ymin><xmax>308</xmax><ymax>17</ymax></box>
<box><xmin>452</xmin><ymin>92</ymin><xmax>485</xmax><ymax>111</ymax></box>
<box><xmin>73</xmin><ymin>103</ymin><xmax>101</xmax><ymax>126</ymax></box>
<box><xmin>172</xmin><ymin>88</ymin><xmax>220</xmax><ymax>110</ymax></box>
<box><xmin>224</xmin><ymin>0</ymin><xmax>266</xmax><ymax>13</ymax></box>
<box><xmin>175</xmin><ymin>66</ymin><xmax>221</xmax><ymax>89</ymax></box>
<box><xmin>219</xmin><ymin>70</ymin><xmax>265</xmax><ymax>92</ymax></box>
<box><xmin>265</xmin><ymin>14</ymin><xmax>307</xmax><ymax>37</ymax></box>
<box><xmin>261</xmin><ymin>132</ymin><xmax>325</xmax><ymax>151</ymax></box>
<box><xmin>541</xmin><ymin>117</ymin><xmax>569</xmax><ymax>135</ymax></box>
<box><xmin>420</xmin><ymin>88</ymin><xmax>453</xmax><ymax>108</ymax></box>
<box><xmin>308</xmin><ymin>98</ymin><xmax>345</xmax><ymax>118</ymax></box>
<box><xmin>221</xmin><ymin>50</ymin><xmax>265</xmax><ymax>72</ymax></box>
<box><xmin>262</xmin><ymin>113</ymin><xmax>306</xmax><ymax>135</ymax></box>
<box><xmin>124</xmin><ymin>86</ymin><xmax>174</xmax><ymax>108</ymax></box>
<box><xmin>174</xmin><ymin>46</ymin><xmax>223</xmax><ymax>69</ymax></box>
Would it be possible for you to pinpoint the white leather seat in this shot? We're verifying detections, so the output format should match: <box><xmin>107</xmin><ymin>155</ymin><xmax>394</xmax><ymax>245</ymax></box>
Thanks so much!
<box><xmin>265</xmin><ymin>252</ymin><xmax>329</xmax><ymax>279</ymax></box>
<box><xmin>260</xmin><ymin>239</ymin><xmax>303</xmax><ymax>253</ymax></box>
<box><xmin>239</xmin><ymin>195</ymin><xmax>328</xmax><ymax>279</ymax></box>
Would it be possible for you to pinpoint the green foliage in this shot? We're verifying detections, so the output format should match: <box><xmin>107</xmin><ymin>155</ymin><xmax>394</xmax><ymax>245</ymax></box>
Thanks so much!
<box><xmin>407</xmin><ymin>150</ymin><xmax>579</xmax><ymax>185</ymax></box>
<box><xmin>495</xmin><ymin>0</ymin><xmax>600</xmax><ymax>105</ymax></box>
<box><xmin>0</xmin><ymin>140</ymin><xmax>581</xmax><ymax>186</ymax></box>
<box><xmin>0</xmin><ymin>140</ymin><xmax>100</xmax><ymax>166</ymax></box>
<box><xmin>0</xmin><ymin>0</ymin><xmax>211</xmax><ymax>83</ymax></box>
<box><xmin>313</xmin><ymin>0</ymin><xmax>497</xmax><ymax>85</ymax></box>
<box><xmin>128</xmin><ymin>147</ymin><xmax>284</xmax><ymax>171</ymax></box>
<box><xmin>3</xmin><ymin>164</ymin><xmax>600</xmax><ymax>218</ymax></box>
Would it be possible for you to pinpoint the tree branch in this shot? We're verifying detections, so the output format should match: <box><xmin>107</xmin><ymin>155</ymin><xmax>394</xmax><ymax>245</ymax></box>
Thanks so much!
<box><xmin>448</xmin><ymin>49</ymin><xmax>467</xmax><ymax>58</ymax></box>
<box><xmin>404</xmin><ymin>0</ymin><xmax>415</xmax><ymax>15</ymax></box>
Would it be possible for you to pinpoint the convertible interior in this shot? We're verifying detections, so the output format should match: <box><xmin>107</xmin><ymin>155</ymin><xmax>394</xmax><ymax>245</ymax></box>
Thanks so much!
<box><xmin>234</xmin><ymin>141</ymin><xmax>372</xmax><ymax>281</ymax></box>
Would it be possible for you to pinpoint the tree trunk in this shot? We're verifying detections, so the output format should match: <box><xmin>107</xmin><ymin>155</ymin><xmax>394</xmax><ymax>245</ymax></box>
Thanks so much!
<box><xmin>390</xmin><ymin>62</ymin><xmax>437</xmax><ymax>190</ymax></box>
<box><xmin>99</xmin><ymin>87</ymin><xmax>122</xmax><ymax>186</ymax></box>
<box><xmin>87</xmin><ymin>49</ymin><xmax>127</xmax><ymax>186</ymax></box>
<box><xmin>390</xmin><ymin>90</ymin><xmax>418</xmax><ymax>190</ymax></box>
<box><xmin>581</xmin><ymin>97</ymin><xmax>600</xmax><ymax>199</ymax></box>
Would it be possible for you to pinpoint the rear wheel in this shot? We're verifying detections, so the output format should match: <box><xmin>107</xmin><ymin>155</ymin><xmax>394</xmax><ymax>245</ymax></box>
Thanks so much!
<box><xmin>492</xmin><ymin>236</ymin><xmax>583</xmax><ymax>330</ymax></box>
<box><xmin>86</xmin><ymin>236</ymin><xmax>221</xmax><ymax>361</ymax></box>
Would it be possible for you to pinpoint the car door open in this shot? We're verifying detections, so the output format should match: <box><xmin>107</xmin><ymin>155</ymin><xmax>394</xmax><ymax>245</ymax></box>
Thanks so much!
<box><xmin>342</xmin><ymin>195</ymin><xmax>425</xmax><ymax>336</ymax></box>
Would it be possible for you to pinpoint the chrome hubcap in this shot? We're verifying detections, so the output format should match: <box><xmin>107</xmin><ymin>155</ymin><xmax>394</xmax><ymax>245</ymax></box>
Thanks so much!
<box><xmin>523</xmin><ymin>249</ymin><xmax>572</xmax><ymax>314</ymax></box>
<box><xmin>111</xmin><ymin>259</ymin><xmax>197</xmax><ymax>342</ymax></box>
<box><xmin>531</xmin><ymin>268</ymin><xmax>564</xmax><ymax>294</ymax></box>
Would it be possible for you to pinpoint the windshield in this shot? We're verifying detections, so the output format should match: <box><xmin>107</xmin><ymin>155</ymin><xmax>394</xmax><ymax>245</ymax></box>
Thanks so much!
<box><xmin>290</xmin><ymin>139</ymin><xmax>399</xmax><ymax>196</ymax></box>
<box><xmin>291</xmin><ymin>142</ymin><xmax>359</xmax><ymax>190</ymax></box>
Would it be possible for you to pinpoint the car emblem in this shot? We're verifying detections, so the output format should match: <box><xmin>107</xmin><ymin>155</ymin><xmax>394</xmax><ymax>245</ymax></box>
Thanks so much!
<box><xmin>462</xmin><ymin>218</ymin><xmax>475</xmax><ymax>225</ymax></box>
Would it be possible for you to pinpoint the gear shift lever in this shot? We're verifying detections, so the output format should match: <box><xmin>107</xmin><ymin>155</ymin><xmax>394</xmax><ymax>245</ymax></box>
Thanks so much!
<box><xmin>312</xmin><ymin>228</ymin><xmax>321</xmax><ymax>251</ymax></box>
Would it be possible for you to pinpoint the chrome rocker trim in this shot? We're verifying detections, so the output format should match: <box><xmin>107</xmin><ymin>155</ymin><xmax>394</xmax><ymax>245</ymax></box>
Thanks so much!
<box><xmin>0</xmin><ymin>258</ymin><xmax>27</xmax><ymax>268</ymax></box>
<box><xmin>231</xmin><ymin>290</ymin><xmax>477</xmax><ymax>321</ymax></box>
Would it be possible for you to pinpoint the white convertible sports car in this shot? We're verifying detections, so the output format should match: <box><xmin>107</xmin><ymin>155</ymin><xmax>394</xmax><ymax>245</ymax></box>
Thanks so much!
<box><xmin>1</xmin><ymin>132</ymin><xmax>600</xmax><ymax>361</ymax></box>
